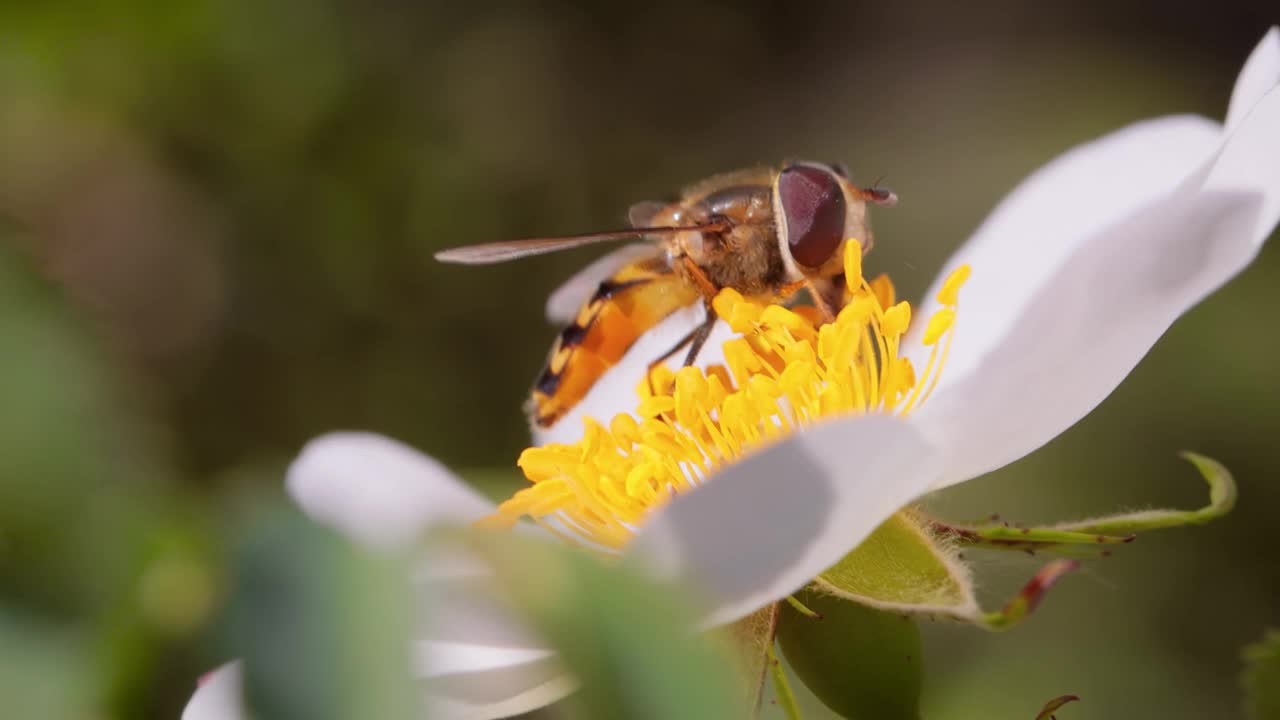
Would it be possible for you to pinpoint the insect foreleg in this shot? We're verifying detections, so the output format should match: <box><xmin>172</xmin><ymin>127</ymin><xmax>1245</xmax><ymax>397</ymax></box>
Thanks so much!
<box><xmin>645</xmin><ymin>306</ymin><xmax>718</xmax><ymax>395</ymax></box>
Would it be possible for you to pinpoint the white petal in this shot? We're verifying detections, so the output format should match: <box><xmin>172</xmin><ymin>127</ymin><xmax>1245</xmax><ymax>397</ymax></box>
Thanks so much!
<box><xmin>624</xmin><ymin>415</ymin><xmax>942</xmax><ymax>627</ymax></box>
<box><xmin>287</xmin><ymin>432</ymin><xmax>496</xmax><ymax>549</ymax></box>
<box><xmin>533</xmin><ymin>307</ymin><xmax>735</xmax><ymax>446</ymax></box>
<box><xmin>916</xmin><ymin>189</ymin><xmax>1263</xmax><ymax>489</ymax></box>
<box><xmin>1201</xmin><ymin>86</ymin><xmax>1280</xmax><ymax>249</ymax></box>
<box><xmin>1225</xmin><ymin>27</ymin><xmax>1280</xmax><ymax>134</ymax></box>
<box><xmin>182</xmin><ymin>662</ymin><xmax>246</xmax><ymax>720</ymax></box>
<box><xmin>545</xmin><ymin>244</ymin><xmax>660</xmax><ymax>324</ymax></box>
<box><xmin>907</xmin><ymin>114</ymin><xmax>1222</xmax><ymax>387</ymax></box>
<box><xmin>916</xmin><ymin>87</ymin><xmax>1280</xmax><ymax>489</ymax></box>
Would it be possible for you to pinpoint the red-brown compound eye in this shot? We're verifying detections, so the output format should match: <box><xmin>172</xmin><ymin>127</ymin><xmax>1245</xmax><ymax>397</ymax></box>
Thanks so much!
<box><xmin>778</xmin><ymin>165</ymin><xmax>846</xmax><ymax>268</ymax></box>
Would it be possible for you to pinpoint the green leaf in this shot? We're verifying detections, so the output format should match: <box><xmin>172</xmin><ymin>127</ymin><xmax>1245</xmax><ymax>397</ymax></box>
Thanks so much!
<box><xmin>777</xmin><ymin>589</ymin><xmax>922</xmax><ymax>720</ymax></box>
<box><xmin>1243</xmin><ymin>628</ymin><xmax>1280</xmax><ymax>720</ymax></box>
<box><xmin>468</xmin><ymin>534</ymin><xmax>744</xmax><ymax>720</ymax></box>
<box><xmin>227</xmin><ymin>509</ymin><xmax>417</xmax><ymax>720</ymax></box>
<box><xmin>813</xmin><ymin>511</ymin><xmax>978</xmax><ymax>616</ymax></box>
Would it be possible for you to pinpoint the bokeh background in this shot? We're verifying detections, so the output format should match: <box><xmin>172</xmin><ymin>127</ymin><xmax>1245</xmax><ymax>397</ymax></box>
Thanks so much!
<box><xmin>1</xmin><ymin>1</ymin><xmax>1277</xmax><ymax>718</ymax></box>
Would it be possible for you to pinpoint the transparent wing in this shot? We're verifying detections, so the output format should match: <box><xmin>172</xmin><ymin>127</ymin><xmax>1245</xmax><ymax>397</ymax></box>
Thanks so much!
<box><xmin>435</xmin><ymin>223</ymin><xmax>723</xmax><ymax>265</ymax></box>
<box><xmin>627</xmin><ymin>201</ymin><xmax>670</xmax><ymax>228</ymax></box>
<box><xmin>545</xmin><ymin>244</ymin><xmax>665</xmax><ymax>324</ymax></box>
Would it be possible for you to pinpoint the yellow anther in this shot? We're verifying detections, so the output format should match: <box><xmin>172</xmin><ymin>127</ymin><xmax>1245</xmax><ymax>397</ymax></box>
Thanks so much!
<box><xmin>517</xmin><ymin>446</ymin><xmax>568</xmax><ymax>481</ymax></box>
<box><xmin>714</xmin><ymin>288</ymin><xmax>765</xmax><ymax>333</ymax></box>
<box><xmin>674</xmin><ymin>366</ymin><xmax>709</xmax><ymax>428</ymax></box>
<box><xmin>760</xmin><ymin>304</ymin><xmax>811</xmax><ymax>333</ymax></box>
<box><xmin>837</xmin><ymin>295</ymin><xmax>875</xmax><ymax>326</ymax></box>
<box><xmin>748</xmin><ymin>373</ymin><xmax>782</xmax><ymax>400</ymax></box>
<box><xmin>881</xmin><ymin>301</ymin><xmax>912</xmax><ymax>337</ymax></box>
<box><xmin>637</xmin><ymin>395</ymin><xmax>675</xmax><ymax>417</ymax></box>
<box><xmin>937</xmin><ymin>264</ymin><xmax>972</xmax><ymax>306</ymax></box>
<box><xmin>922</xmin><ymin>309</ymin><xmax>956</xmax><ymax>345</ymax></box>
<box><xmin>625</xmin><ymin>463</ymin><xmax>657</xmax><ymax>497</ymax></box>
<box><xmin>610</xmin><ymin>413</ymin><xmax>641</xmax><ymax>445</ymax></box>
<box><xmin>712</xmin><ymin>287</ymin><xmax>745</xmax><ymax>319</ymax></box>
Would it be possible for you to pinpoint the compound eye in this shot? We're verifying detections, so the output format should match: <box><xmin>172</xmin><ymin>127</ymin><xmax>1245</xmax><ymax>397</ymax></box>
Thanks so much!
<box><xmin>778</xmin><ymin>165</ymin><xmax>846</xmax><ymax>268</ymax></box>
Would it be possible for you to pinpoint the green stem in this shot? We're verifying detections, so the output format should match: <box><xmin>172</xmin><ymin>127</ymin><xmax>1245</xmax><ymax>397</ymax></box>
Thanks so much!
<box><xmin>768</xmin><ymin>641</ymin><xmax>802</xmax><ymax>720</ymax></box>
<box><xmin>785</xmin><ymin>594</ymin><xmax>822</xmax><ymax>620</ymax></box>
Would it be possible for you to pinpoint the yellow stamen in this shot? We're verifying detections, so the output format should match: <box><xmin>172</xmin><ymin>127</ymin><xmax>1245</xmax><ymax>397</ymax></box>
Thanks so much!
<box><xmin>489</xmin><ymin>241</ymin><xmax>971</xmax><ymax>551</ymax></box>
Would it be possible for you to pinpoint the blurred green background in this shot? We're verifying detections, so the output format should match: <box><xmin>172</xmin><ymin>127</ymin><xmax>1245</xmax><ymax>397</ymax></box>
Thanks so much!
<box><xmin>1</xmin><ymin>1</ymin><xmax>1277</xmax><ymax>718</ymax></box>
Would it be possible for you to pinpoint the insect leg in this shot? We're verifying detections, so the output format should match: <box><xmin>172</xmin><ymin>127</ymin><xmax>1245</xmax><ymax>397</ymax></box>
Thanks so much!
<box><xmin>681</xmin><ymin>309</ymin><xmax>717</xmax><ymax>366</ymax></box>
<box><xmin>805</xmin><ymin>279</ymin><xmax>838</xmax><ymax>323</ymax></box>
<box><xmin>645</xmin><ymin>308</ymin><xmax>718</xmax><ymax>395</ymax></box>
<box><xmin>678</xmin><ymin>255</ymin><xmax>720</xmax><ymax>298</ymax></box>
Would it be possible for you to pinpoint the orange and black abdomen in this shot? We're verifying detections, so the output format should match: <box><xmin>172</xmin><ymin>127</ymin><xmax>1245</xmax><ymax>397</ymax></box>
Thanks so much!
<box><xmin>529</xmin><ymin>257</ymin><xmax>698</xmax><ymax>429</ymax></box>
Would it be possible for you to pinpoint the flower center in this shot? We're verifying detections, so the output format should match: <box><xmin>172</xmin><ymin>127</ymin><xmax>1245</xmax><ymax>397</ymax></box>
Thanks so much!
<box><xmin>481</xmin><ymin>242</ymin><xmax>971</xmax><ymax>551</ymax></box>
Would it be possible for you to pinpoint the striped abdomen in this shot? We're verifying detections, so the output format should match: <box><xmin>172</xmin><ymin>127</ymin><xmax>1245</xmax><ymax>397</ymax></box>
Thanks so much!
<box><xmin>528</xmin><ymin>257</ymin><xmax>698</xmax><ymax>429</ymax></box>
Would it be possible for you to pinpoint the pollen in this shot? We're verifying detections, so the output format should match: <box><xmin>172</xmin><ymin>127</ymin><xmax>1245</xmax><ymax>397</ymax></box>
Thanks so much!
<box><xmin>482</xmin><ymin>242</ymin><xmax>971</xmax><ymax>551</ymax></box>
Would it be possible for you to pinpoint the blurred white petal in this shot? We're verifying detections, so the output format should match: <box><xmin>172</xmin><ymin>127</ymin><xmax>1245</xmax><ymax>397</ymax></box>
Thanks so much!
<box><xmin>417</xmin><ymin>628</ymin><xmax>573</xmax><ymax>720</ymax></box>
<box><xmin>287</xmin><ymin>432</ymin><xmax>496</xmax><ymax>548</ymax></box>
<box><xmin>625</xmin><ymin>415</ymin><xmax>941</xmax><ymax>627</ymax></box>
<box><xmin>533</xmin><ymin>307</ymin><xmax>734</xmax><ymax>446</ymax></box>
<box><xmin>415</xmin><ymin>562</ymin><xmax>552</xmax><ymax>651</ymax></box>
<box><xmin>907</xmin><ymin>115</ymin><xmax>1221</xmax><ymax>387</ymax></box>
<box><xmin>1225</xmin><ymin>27</ymin><xmax>1280</xmax><ymax>134</ymax></box>
<box><xmin>425</xmin><ymin>667</ymin><xmax>577</xmax><ymax>720</ymax></box>
<box><xmin>416</xmin><ymin>641</ymin><xmax>555</xmax><ymax>676</ymax></box>
<box><xmin>182</xmin><ymin>662</ymin><xmax>246</xmax><ymax>720</ymax></box>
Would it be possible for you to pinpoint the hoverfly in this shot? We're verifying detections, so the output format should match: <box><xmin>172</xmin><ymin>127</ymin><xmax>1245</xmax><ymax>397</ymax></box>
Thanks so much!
<box><xmin>436</xmin><ymin>162</ymin><xmax>897</xmax><ymax>430</ymax></box>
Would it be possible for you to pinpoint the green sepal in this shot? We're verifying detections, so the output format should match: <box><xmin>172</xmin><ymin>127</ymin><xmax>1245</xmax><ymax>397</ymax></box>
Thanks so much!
<box><xmin>1243</xmin><ymin>628</ymin><xmax>1280</xmax><ymax>720</ymax></box>
<box><xmin>815</xmin><ymin>511</ymin><xmax>977</xmax><ymax>615</ymax></box>
<box><xmin>931</xmin><ymin>453</ymin><xmax>1235</xmax><ymax>554</ymax></box>
<box><xmin>1056</xmin><ymin>452</ymin><xmax>1235</xmax><ymax>535</ymax></box>
<box><xmin>777</xmin><ymin>589</ymin><xmax>923</xmax><ymax>720</ymax></box>
<box><xmin>713</xmin><ymin>604</ymin><xmax>779</xmax><ymax>716</ymax></box>
<box><xmin>927</xmin><ymin>520</ymin><xmax>1135</xmax><ymax>553</ymax></box>
<box><xmin>977</xmin><ymin>559</ymin><xmax>1078</xmax><ymax>630</ymax></box>
<box><xmin>813</xmin><ymin>511</ymin><xmax>1077</xmax><ymax>630</ymax></box>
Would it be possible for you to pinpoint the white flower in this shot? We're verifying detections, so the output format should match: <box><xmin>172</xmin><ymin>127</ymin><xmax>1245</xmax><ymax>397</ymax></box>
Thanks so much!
<box><xmin>185</xmin><ymin>28</ymin><xmax>1280</xmax><ymax>720</ymax></box>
